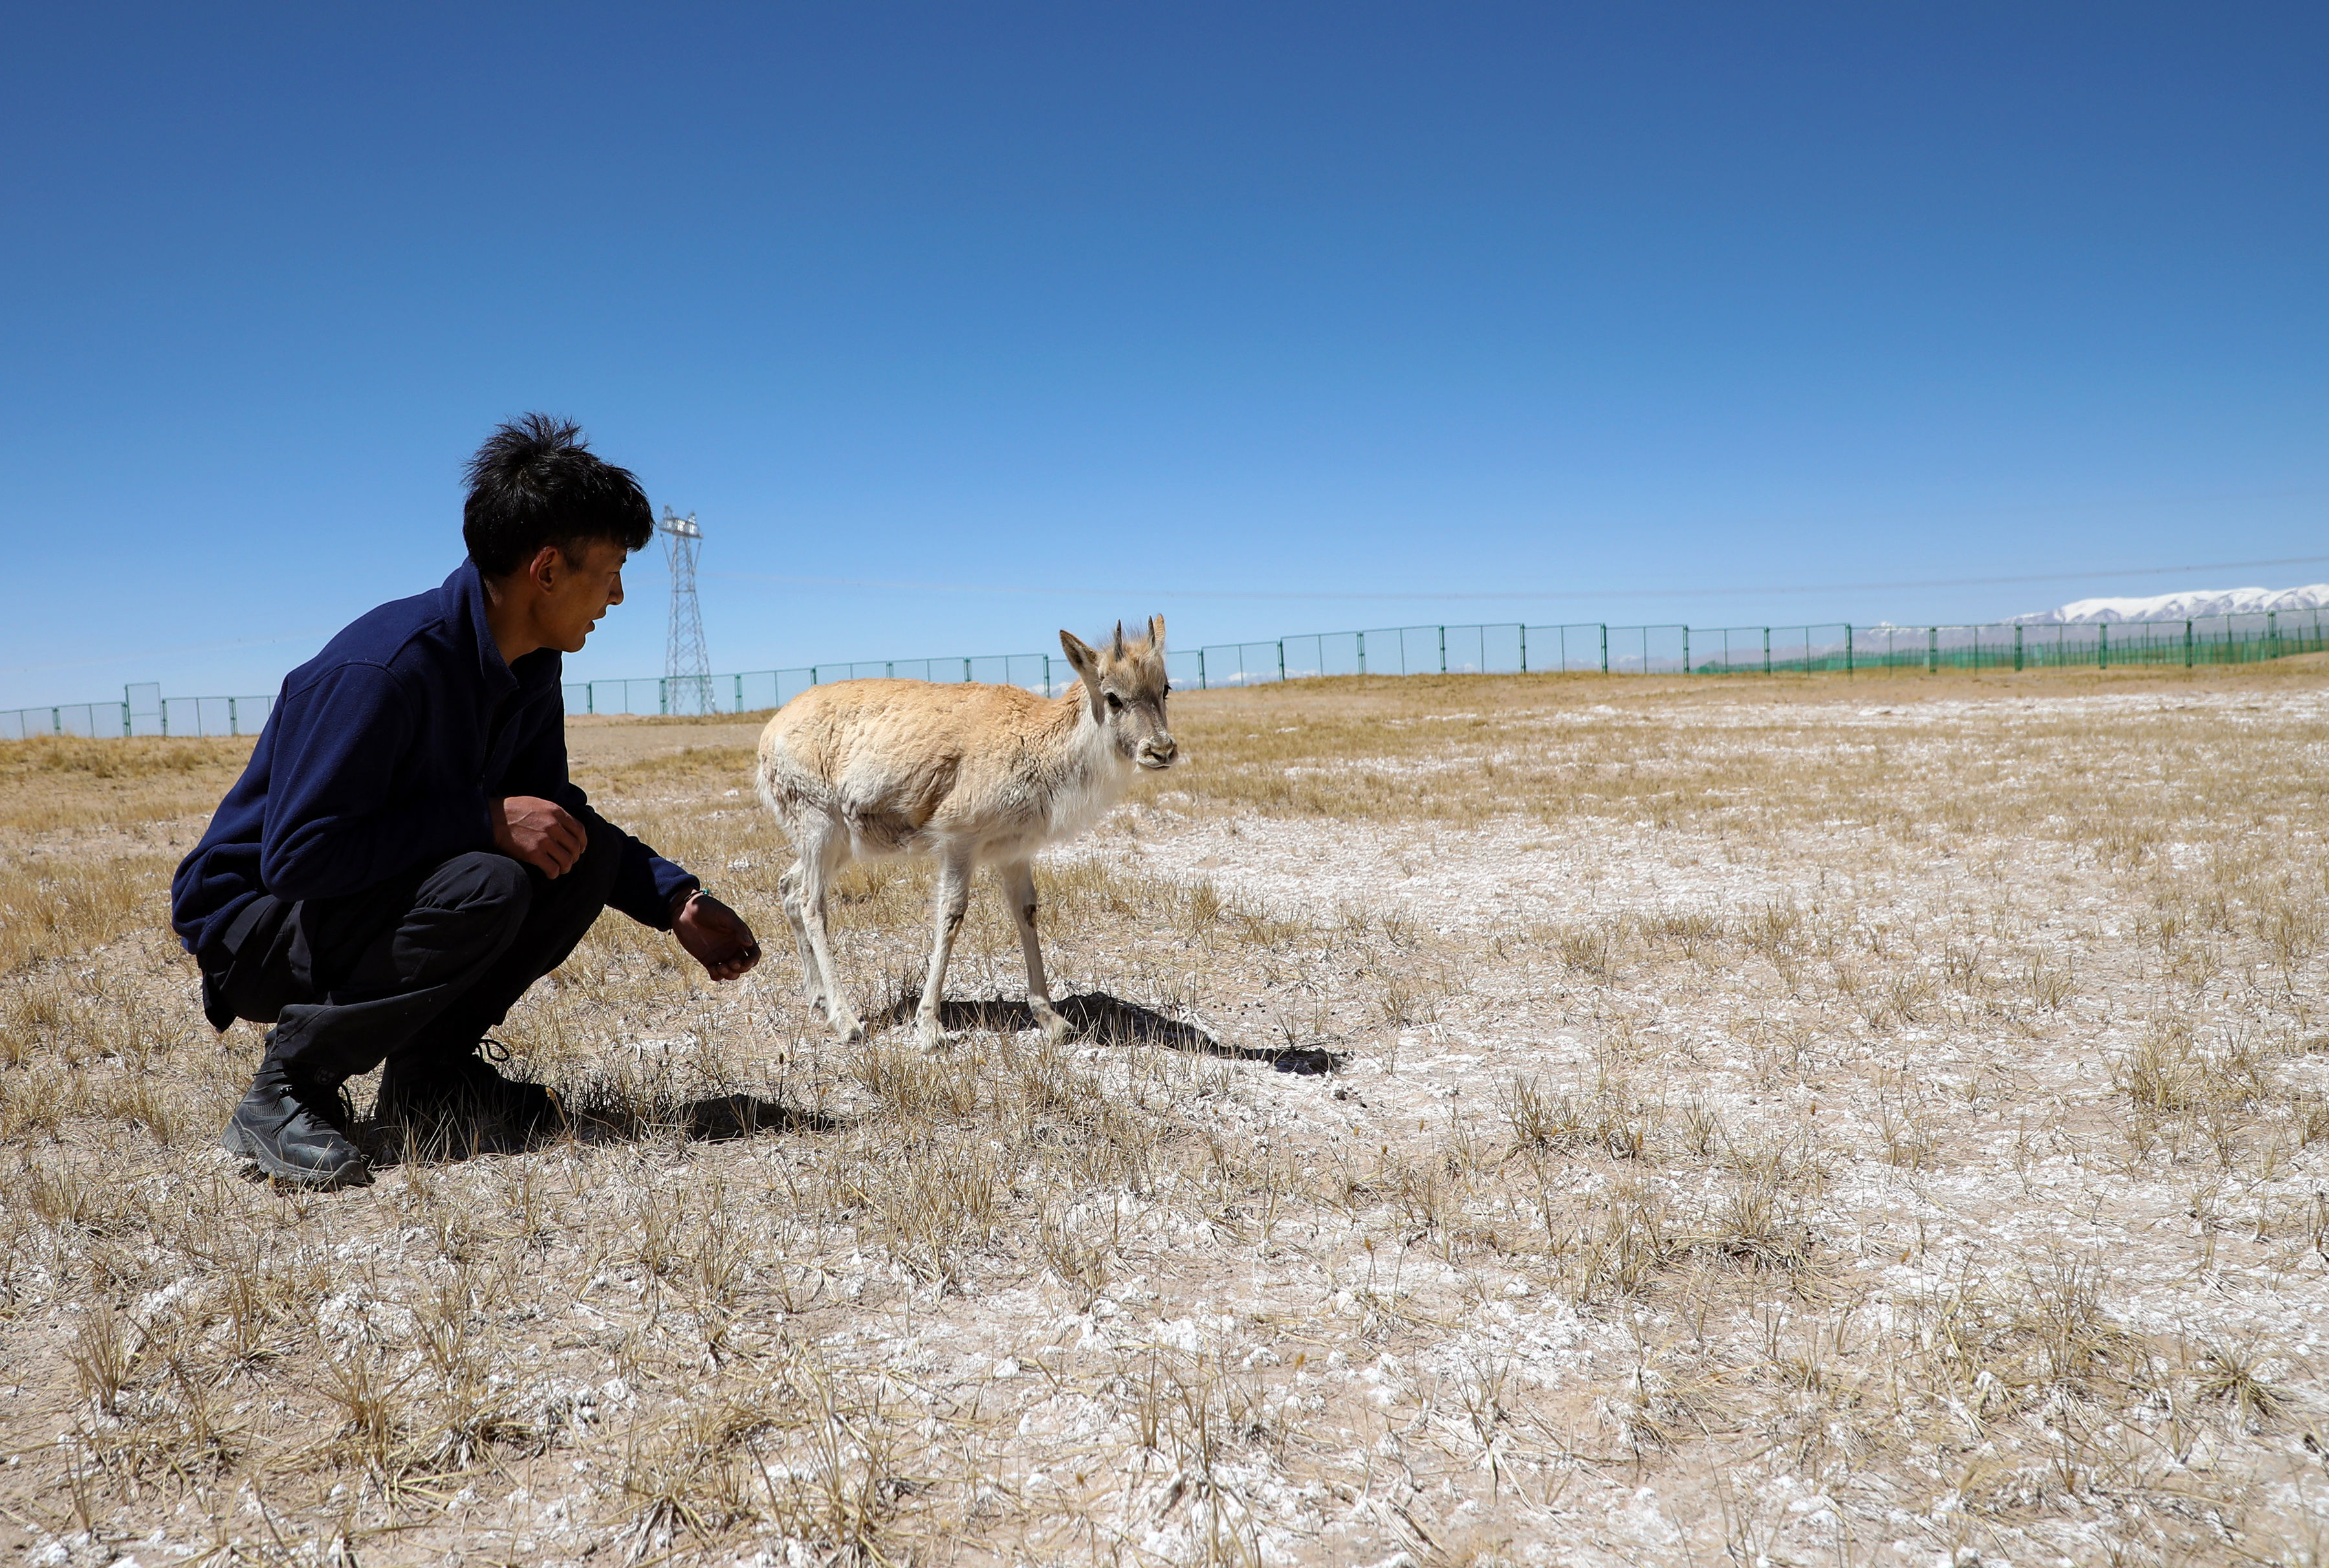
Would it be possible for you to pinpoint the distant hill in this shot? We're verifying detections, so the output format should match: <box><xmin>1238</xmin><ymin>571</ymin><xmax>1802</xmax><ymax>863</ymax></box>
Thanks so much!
<box><xmin>2011</xmin><ymin>584</ymin><xmax>2329</xmax><ymax>625</ymax></box>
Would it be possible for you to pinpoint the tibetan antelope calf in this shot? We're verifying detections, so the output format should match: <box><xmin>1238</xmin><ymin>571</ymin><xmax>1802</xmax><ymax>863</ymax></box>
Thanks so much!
<box><xmin>755</xmin><ymin>618</ymin><xmax>1177</xmax><ymax>1050</ymax></box>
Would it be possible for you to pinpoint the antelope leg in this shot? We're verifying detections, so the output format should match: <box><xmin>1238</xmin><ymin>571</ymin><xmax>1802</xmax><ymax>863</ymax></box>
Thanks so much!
<box><xmin>998</xmin><ymin>859</ymin><xmax>1073</xmax><ymax>1043</ymax></box>
<box><xmin>777</xmin><ymin>862</ymin><xmax>826</xmax><ymax>1010</ymax></box>
<box><xmin>796</xmin><ymin>833</ymin><xmax>863</xmax><ymax>1042</ymax></box>
<box><xmin>915</xmin><ymin>849</ymin><xmax>974</xmax><ymax>1052</ymax></box>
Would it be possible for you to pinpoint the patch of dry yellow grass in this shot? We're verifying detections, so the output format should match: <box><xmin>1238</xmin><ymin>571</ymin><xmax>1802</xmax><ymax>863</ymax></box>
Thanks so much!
<box><xmin>0</xmin><ymin>735</ymin><xmax>252</xmax><ymax>833</ymax></box>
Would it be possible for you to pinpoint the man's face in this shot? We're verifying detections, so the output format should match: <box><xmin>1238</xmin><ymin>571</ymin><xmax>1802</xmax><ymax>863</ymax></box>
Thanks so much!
<box><xmin>539</xmin><ymin>539</ymin><xmax>628</xmax><ymax>653</ymax></box>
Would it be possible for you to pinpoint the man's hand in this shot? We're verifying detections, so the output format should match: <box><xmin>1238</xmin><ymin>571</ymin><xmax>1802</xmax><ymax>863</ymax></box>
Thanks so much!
<box><xmin>672</xmin><ymin>889</ymin><xmax>761</xmax><ymax>981</ymax></box>
<box><xmin>490</xmin><ymin>795</ymin><xmax>587</xmax><ymax>878</ymax></box>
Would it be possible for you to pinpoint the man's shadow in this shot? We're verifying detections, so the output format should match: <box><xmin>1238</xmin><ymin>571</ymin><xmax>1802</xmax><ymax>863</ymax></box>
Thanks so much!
<box><xmin>583</xmin><ymin>1091</ymin><xmax>848</xmax><ymax>1143</ymax></box>
<box><xmin>883</xmin><ymin>989</ymin><xmax>1346</xmax><ymax>1076</ymax></box>
<box><xmin>361</xmin><ymin>1091</ymin><xmax>846</xmax><ymax>1168</ymax></box>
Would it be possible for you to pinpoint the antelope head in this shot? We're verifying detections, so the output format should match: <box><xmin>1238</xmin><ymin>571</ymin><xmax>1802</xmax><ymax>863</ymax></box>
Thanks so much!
<box><xmin>1060</xmin><ymin>615</ymin><xmax>1177</xmax><ymax>770</ymax></box>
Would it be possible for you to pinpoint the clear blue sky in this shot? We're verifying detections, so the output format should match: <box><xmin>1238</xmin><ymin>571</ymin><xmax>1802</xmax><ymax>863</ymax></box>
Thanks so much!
<box><xmin>3</xmin><ymin>3</ymin><xmax>2323</xmax><ymax>707</ymax></box>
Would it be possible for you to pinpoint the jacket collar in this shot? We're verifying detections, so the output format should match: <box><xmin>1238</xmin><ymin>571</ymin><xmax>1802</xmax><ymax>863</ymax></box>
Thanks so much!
<box><xmin>441</xmin><ymin>560</ymin><xmax>521</xmax><ymax>704</ymax></box>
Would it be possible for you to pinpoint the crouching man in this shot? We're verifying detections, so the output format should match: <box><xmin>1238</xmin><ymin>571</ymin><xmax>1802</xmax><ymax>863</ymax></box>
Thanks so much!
<box><xmin>171</xmin><ymin>415</ymin><xmax>761</xmax><ymax>1186</ymax></box>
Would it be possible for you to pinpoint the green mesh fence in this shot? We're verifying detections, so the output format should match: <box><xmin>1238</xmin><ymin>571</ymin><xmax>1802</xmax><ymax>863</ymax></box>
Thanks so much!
<box><xmin>8</xmin><ymin>607</ymin><xmax>2323</xmax><ymax>739</ymax></box>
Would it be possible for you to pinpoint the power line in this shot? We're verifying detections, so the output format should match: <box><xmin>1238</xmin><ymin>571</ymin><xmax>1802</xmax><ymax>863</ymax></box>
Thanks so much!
<box><xmin>703</xmin><ymin>552</ymin><xmax>2329</xmax><ymax>605</ymax></box>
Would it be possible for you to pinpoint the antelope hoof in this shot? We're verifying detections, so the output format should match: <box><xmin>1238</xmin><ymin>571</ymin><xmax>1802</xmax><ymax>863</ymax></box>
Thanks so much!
<box><xmin>915</xmin><ymin>1015</ymin><xmax>957</xmax><ymax>1054</ymax></box>
<box><xmin>829</xmin><ymin>1009</ymin><xmax>866</xmax><ymax>1044</ymax></box>
<box><xmin>1031</xmin><ymin>1003</ymin><xmax>1075</xmax><ymax>1045</ymax></box>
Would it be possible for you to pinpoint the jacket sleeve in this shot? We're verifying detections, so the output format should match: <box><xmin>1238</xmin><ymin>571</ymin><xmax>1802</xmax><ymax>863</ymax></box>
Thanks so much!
<box><xmin>258</xmin><ymin>663</ymin><xmax>493</xmax><ymax>902</ymax></box>
<box><xmin>497</xmin><ymin>686</ymin><xmax>701</xmax><ymax>931</ymax></box>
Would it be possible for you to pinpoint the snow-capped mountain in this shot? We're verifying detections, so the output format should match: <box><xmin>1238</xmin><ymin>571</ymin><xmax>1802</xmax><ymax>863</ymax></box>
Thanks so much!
<box><xmin>2011</xmin><ymin>584</ymin><xmax>2329</xmax><ymax>625</ymax></box>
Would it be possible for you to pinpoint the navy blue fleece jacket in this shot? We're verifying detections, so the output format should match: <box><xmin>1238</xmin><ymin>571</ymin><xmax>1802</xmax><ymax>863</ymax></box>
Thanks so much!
<box><xmin>170</xmin><ymin>561</ymin><xmax>697</xmax><ymax>959</ymax></box>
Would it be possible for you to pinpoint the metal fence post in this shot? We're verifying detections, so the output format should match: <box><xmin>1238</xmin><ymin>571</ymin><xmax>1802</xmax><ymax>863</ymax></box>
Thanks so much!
<box><xmin>1277</xmin><ymin>640</ymin><xmax>1287</xmax><ymax>682</ymax></box>
<box><xmin>2269</xmin><ymin>609</ymin><xmax>2280</xmax><ymax>660</ymax></box>
<box><xmin>1762</xmin><ymin>627</ymin><xmax>1771</xmax><ymax>675</ymax></box>
<box><xmin>2099</xmin><ymin>623</ymin><xmax>2109</xmax><ymax>670</ymax></box>
<box><xmin>2012</xmin><ymin>625</ymin><xmax>2022</xmax><ymax>672</ymax></box>
<box><xmin>228</xmin><ymin>697</ymin><xmax>238</xmax><ymax>736</ymax></box>
<box><xmin>1439</xmin><ymin>626</ymin><xmax>1447</xmax><ymax>673</ymax></box>
<box><xmin>2184</xmin><ymin>620</ymin><xmax>2193</xmax><ymax>668</ymax></box>
<box><xmin>1518</xmin><ymin>624</ymin><xmax>1528</xmax><ymax>673</ymax></box>
<box><xmin>1197</xmin><ymin>649</ymin><xmax>1208</xmax><ymax>690</ymax></box>
<box><xmin>1927</xmin><ymin>627</ymin><xmax>1937</xmax><ymax>675</ymax></box>
<box><xmin>1681</xmin><ymin>626</ymin><xmax>1690</xmax><ymax>674</ymax></box>
<box><xmin>1357</xmin><ymin>632</ymin><xmax>1366</xmax><ymax>675</ymax></box>
<box><xmin>1844</xmin><ymin>626</ymin><xmax>1853</xmax><ymax>677</ymax></box>
<box><xmin>1599</xmin><ymin>625</ymin><xmax>1608</xmax><ymax>673</ymax></box>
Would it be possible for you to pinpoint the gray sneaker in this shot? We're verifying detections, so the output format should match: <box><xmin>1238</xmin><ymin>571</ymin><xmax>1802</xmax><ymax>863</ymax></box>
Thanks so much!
<box><xmin>221</xmin><ymin>1072</ymin><xmax>371</xmax><ymax>1187</ymax></box>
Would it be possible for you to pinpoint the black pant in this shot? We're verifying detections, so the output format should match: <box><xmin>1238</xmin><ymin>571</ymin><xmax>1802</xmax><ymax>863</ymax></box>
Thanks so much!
<box><xmin>199</xmin><ymin>817</ymin><xmax>621</xmax><ymax>1085</ymax></box>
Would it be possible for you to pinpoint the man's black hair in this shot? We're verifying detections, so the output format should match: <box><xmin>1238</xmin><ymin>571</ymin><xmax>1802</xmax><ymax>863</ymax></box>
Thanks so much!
<box><xmin>462</xmin><ymin>413</ymin><xmax>655</xmax><ymax>577</ymax></box>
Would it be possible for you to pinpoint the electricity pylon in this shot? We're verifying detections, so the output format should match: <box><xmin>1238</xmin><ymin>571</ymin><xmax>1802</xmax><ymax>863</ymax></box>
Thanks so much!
<box><xmin>657</xmin><ymin>507</ymin><xmax>713</xmax><ymax>714</ymax></box>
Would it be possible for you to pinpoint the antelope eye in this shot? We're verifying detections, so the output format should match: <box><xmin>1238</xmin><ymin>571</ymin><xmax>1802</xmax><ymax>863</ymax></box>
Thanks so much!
<box><xmin>1105</xmin><ymin>692</ymin><xmax>1124</xmax><ymax>711</ymax></box>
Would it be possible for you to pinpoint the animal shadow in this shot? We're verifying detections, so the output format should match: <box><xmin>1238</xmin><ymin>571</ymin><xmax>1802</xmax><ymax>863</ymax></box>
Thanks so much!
<box><xmin>890</xmin><ymin>990</ymin><xmax>1346</xmax><ymax>1076</ymax></box>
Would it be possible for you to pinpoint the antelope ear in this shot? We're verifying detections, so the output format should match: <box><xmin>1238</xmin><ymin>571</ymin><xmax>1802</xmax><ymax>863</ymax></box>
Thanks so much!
<box><xmin>1110</xmin><ymin>620</ymin><xmax>1128</xmax><ymax>658</ymax></box>
<box><xmin>1058</xmin><ymin>629</ymin><xmax>1100</xmax><ymax>682</ymax></box>
<box><xmin>1148</xmin><ymin>613</ymin><xmax>1166</xmax><ymax>650</ymax></box>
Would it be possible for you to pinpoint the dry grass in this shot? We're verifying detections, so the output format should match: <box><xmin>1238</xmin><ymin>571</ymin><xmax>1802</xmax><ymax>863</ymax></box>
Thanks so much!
<box><xmin>0</xmin><ymin>734</ymin><xmax>252</xmax><ymax>832</ymax></box>
<box><xmin>3</xmin><ymin>664</ymin><xmax>2328</xmax><ymax>1563</ymax></box>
